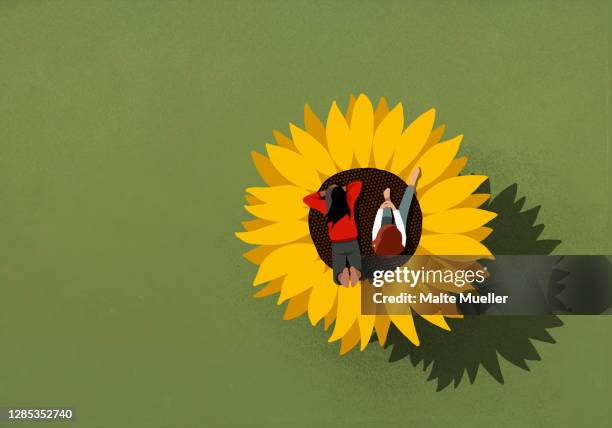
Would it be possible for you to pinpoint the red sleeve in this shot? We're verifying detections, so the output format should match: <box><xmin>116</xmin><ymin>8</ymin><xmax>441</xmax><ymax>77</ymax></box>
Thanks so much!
<box><xmin>346</xmin><ymin>180</ymin><xmax>363</xmax><ymax>212</ymax></box>
<box><xmin>303</xmin><ymin>192</ymin><xmax>327</xmax><ymax>214</ymax></box>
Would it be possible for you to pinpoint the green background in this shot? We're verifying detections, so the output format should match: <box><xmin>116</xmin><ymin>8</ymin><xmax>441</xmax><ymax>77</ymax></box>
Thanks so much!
<box><xmin>0</xmin><ymin>1</ymin><xmax>610</xmax><ymax>426</ymax></box>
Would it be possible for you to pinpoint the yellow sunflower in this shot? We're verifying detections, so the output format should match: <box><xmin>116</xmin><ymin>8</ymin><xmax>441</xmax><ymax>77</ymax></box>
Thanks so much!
<box><xmin>236</xmin><ymin>93</ymin><xmax>496</xmax><ymax>355</ymax></box>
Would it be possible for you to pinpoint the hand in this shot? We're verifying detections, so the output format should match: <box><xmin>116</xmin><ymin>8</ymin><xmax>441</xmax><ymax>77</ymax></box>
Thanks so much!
<box><xmin>380</xmin><ymin>201</ymin><xmax>396</xmax><ymax>210</ymax></box>
<box><xmin>383</xmin><ymin>188</ymin><xmax>391</xmax><ymax>201</ymax></box>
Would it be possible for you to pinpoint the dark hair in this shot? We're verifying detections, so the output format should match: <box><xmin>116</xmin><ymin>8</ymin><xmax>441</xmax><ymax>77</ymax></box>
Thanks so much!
<box><xmin>326</xmin><ymin>186</ymin><xmax>350</xmax><ymax>226</ymax></box>
<box><xmin>372</xmin><ymin>225</ymin><xmax>405</xmax><ymax>256</ymax></box>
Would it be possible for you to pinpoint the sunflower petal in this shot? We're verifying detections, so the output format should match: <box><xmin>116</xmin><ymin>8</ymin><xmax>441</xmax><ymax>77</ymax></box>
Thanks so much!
<box><xmin>272</xmin><ymin>129</ymin><xmax>294</xmax><ymax>149</ymax></box>
<box><xmin>326</xmin><ymin>102</ymin><xmax>353</xmax><ymax>170</ymax></box>
<box><xmin>323</xmin><ymin>296</ymin><xmax>337</xmax><ymax>331</ymax></box>
<box><xmin>373</xmin><ymin>97</ymin><xmax>390</xmax><ymax>129</ymax></box>
<box><xmin>243</xmin><ymin>245</ymin><xmax>277</xmax><ymax>265</ymax></box>
<box><xmin>245</xmin><ymin>185</ymin><xmax>310</xmax><ymax>221</ymax></box>
<box><xmin>423</xmin><ymin>208</ymin><xmax>497</xmax><ymax>234</ymax></box>
<box><xmin>252</xmin><ymin>243</ymin><xmax>318</xmax><ymax>285</ymax></box>
<box><xmin>283</xmin><ymin>289</ymin><xmax>311</xmax><ymax>320</ymax></box>
<box><xmin>455</xmin><ymin>194</ymin><xmax>491</xmax><ymax>209</ymax></box>
<box><xmin>421</xmin><ymin>314</ymin><xmax>451</xmax><ymax>331</ymax></box>
<box><xmin>372</xmin><ymin>103</ymin><xmax>404</xmax><ymax>169</ymax></box>
<box><xmin>390</xmin><ymin>108</ymin><xmax>436</xmax><ymax>174</ymax></box>
<box><xmin>304</xmin><ymin>104</ymin><xmax>327</xmax><ymax>146</ymax></box>
<box><xmin>266</xmin><ymin>144</ymin><xmax>320</xmax><ymax>191</ymax></box>
<box><xmin>358</xmin><ymin>314</ymin><xmax>375</xmax><ymax>350</ymax></box>
<box><xmin>278</xmin><ymin>260</ymin><xmax>325</xmax><ymax>303</ymax></box>
<box><xmin>398</xmin><ymin>124</ymin><xmax>448</xmax><ymax>180</ymax></box>
<box><xmin>244</xmin><ymin>203</ymin><xmax>308</xmax><ymax>222</ymax></box>
<box><xmin>418</xmin><ymin>157</ymin><xmax>468</xmax><ymax>193</ymax></box>
<box><xmin>241</xmin><ymin>218</ymin><xmax>272</xmax><ymax>231</ymax></box>
<box><xmin>350</xmin><ymin>94</ymin><xmax>374</xmax><ymax>167</ymax></box>
<box><xmin>374</xmin><ymin>314</ymin><xmax>391</xmax><ymax>346</ymax></box>
<box><xmin>339</xmin><ymin>322</ymin><xmax>361</xmax><ymax>355</ymax></box>
<box><xmin>419</xmin><ymin>176</ymin><xmax>489</xmax><ymax>214</ymax></box>
<box><xmin>308</xmin><ymin>268</ymin><xmax>339</xmax><ymax>326</ymax></box>
<box><xmin>464</xmin><ymin>227</ymin><xmax>494</xmax><ymax>241</ymax></box>
<box><xmin>419</xmin><ymin>233</ymin><xmax>493</xmax><ymax>256</ymax></box>
<box><xmin>236</xmin><ymin>221</ymin><xmax>310</xmax><ymax>248</ymax></box>
<box><xmin>245</xmin><ymin>194</ymin><xmax>261</xmax><ymax>205</ymax></box>
<box><xmin>413</xmin><ymin>135</ymin><xmax>462</xmax><ymax>189</ymax></box>
<box><xmin>247</xmin><ymin>184</ymin><xmax>308</xmax><ymax>204</ymax></box>
<box><xmin>251</xmin><ymin>151</ymin><xmax>289</xmax><ymax>186</ymax></box>
<box><xmin>290</xmin><ymin>124</ymin><xmax>336</xmax><ymax>177</ymax></box>
<box><xmin>328</xmin><ymin>284</ymin><xmax>360</xmax><ymax>342</ymax></box>
<box><xmin>254</xmin><ymin>278</ymin><xmax>283</xmax><ymax>298</ymax></box>
<box><xmin>424</xmin><ymin>124</ymin><xmax>446</xmax><ymax>151</ymax></box>
<box><xmin>345</xmin><ymin>94</ymin><xmax>357</xmax><ymax>122</ymax></box>
<box><xmin>389</xmin><ymin>314</ymin><xmax>420</xmax><ymax>346</ymax></box>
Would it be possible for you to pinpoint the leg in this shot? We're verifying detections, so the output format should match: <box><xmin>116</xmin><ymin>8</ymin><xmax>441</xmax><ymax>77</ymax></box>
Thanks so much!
<box><xmin>381</xmin><ymin>187</ymin><xmax>394</xmax><ymax>225</ymax></box>
<box><xmin>331</xmin><ymin>243</ymin><xmax>349</xmax><ymax>286</ymax></box>
<box><xmin>349</xmin><ymin>266</ymin><xmax>361</xmax><ymax>286</ymax></box>
<box><xmin>398</xmin><ymin>167</ymin><xmax>420</xmax><ymax>230</ymax></box>
<box><xmin>398</xmin><ymin>186</ymin><xmax>415</xmax><ymax>228</ymax></box>
<box><xmin>338</xmin><ymin>267</ymin><xmax>350</xmax><ymax>287</ymax></box>
<box><xmin>381</xmin><ymin>207</ymin><xmax>394</xmax><ymax>225</ymax></box>
<box><xmin>345</xmin><ymin>240</ymin><xmax>363</xmax><ymax>286</ymax></box>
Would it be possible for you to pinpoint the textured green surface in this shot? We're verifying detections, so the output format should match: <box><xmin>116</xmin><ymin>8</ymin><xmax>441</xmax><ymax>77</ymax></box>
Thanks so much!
<box><xmin>0</xmin><ymin>1</ymin><xmax>610</xmax><ymax>427</ymax></box>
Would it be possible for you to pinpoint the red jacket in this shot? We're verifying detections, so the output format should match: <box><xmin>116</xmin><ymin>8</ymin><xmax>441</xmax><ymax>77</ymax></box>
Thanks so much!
<box><xmin>303</xmin><ymin>181</ymin><xmax>362</xmax><ymax>242</ymax></box>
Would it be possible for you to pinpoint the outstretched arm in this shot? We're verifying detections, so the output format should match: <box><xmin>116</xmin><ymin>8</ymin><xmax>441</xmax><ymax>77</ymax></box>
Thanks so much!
<box><xmin>346</xmin><ymin>180</ymin><xmax>363</xmax><ymax>210</ymax></box>
<box><xmin>303</xmin><ymin>192</ymin><xmax>327</xmax><ymax>214</ymax></box>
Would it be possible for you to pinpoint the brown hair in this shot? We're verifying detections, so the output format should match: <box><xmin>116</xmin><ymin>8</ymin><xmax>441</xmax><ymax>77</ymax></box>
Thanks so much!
<box><xmin>372</xmin><ymin>225</ymin><xmax>405</xmax><ymax>256</ymax></box>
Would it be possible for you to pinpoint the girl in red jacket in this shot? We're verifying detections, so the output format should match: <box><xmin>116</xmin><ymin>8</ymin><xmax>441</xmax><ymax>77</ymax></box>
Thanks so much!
<box><xmin>303</xmin><ymin>181</ymin><xmax>363</xmax><ymax>287</ymax></box>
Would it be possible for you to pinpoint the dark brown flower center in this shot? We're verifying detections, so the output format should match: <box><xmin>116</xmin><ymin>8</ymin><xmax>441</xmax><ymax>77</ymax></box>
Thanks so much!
<box><xmin>308</xmin><ymin>168</ymin><xmax>422</xmax><ymax>267</ymax></box>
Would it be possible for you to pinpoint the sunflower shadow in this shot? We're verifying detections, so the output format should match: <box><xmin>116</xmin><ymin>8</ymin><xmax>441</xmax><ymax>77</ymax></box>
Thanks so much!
<box><xmin>381</xmin><ymin>182</ymin><xmax>565</xmax><ymax>391</ymax></box>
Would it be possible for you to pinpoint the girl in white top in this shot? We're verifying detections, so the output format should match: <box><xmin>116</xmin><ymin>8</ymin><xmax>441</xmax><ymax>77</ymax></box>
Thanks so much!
<box><xmin>371</xmin><ymin>168</ymin><xmax>420</xmax><ymax>256</ymax></box>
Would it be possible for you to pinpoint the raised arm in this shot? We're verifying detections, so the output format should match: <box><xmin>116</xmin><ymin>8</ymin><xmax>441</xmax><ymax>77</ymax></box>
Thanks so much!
<box><xmin>346</xmin><ymin>180</ymin><xmax>363</xmax><ymax>211</ymax></box>
<box><xmin>303</xmin><ymin>191</ymin><xmax>327</xmax><ymax>214</ymax></box>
